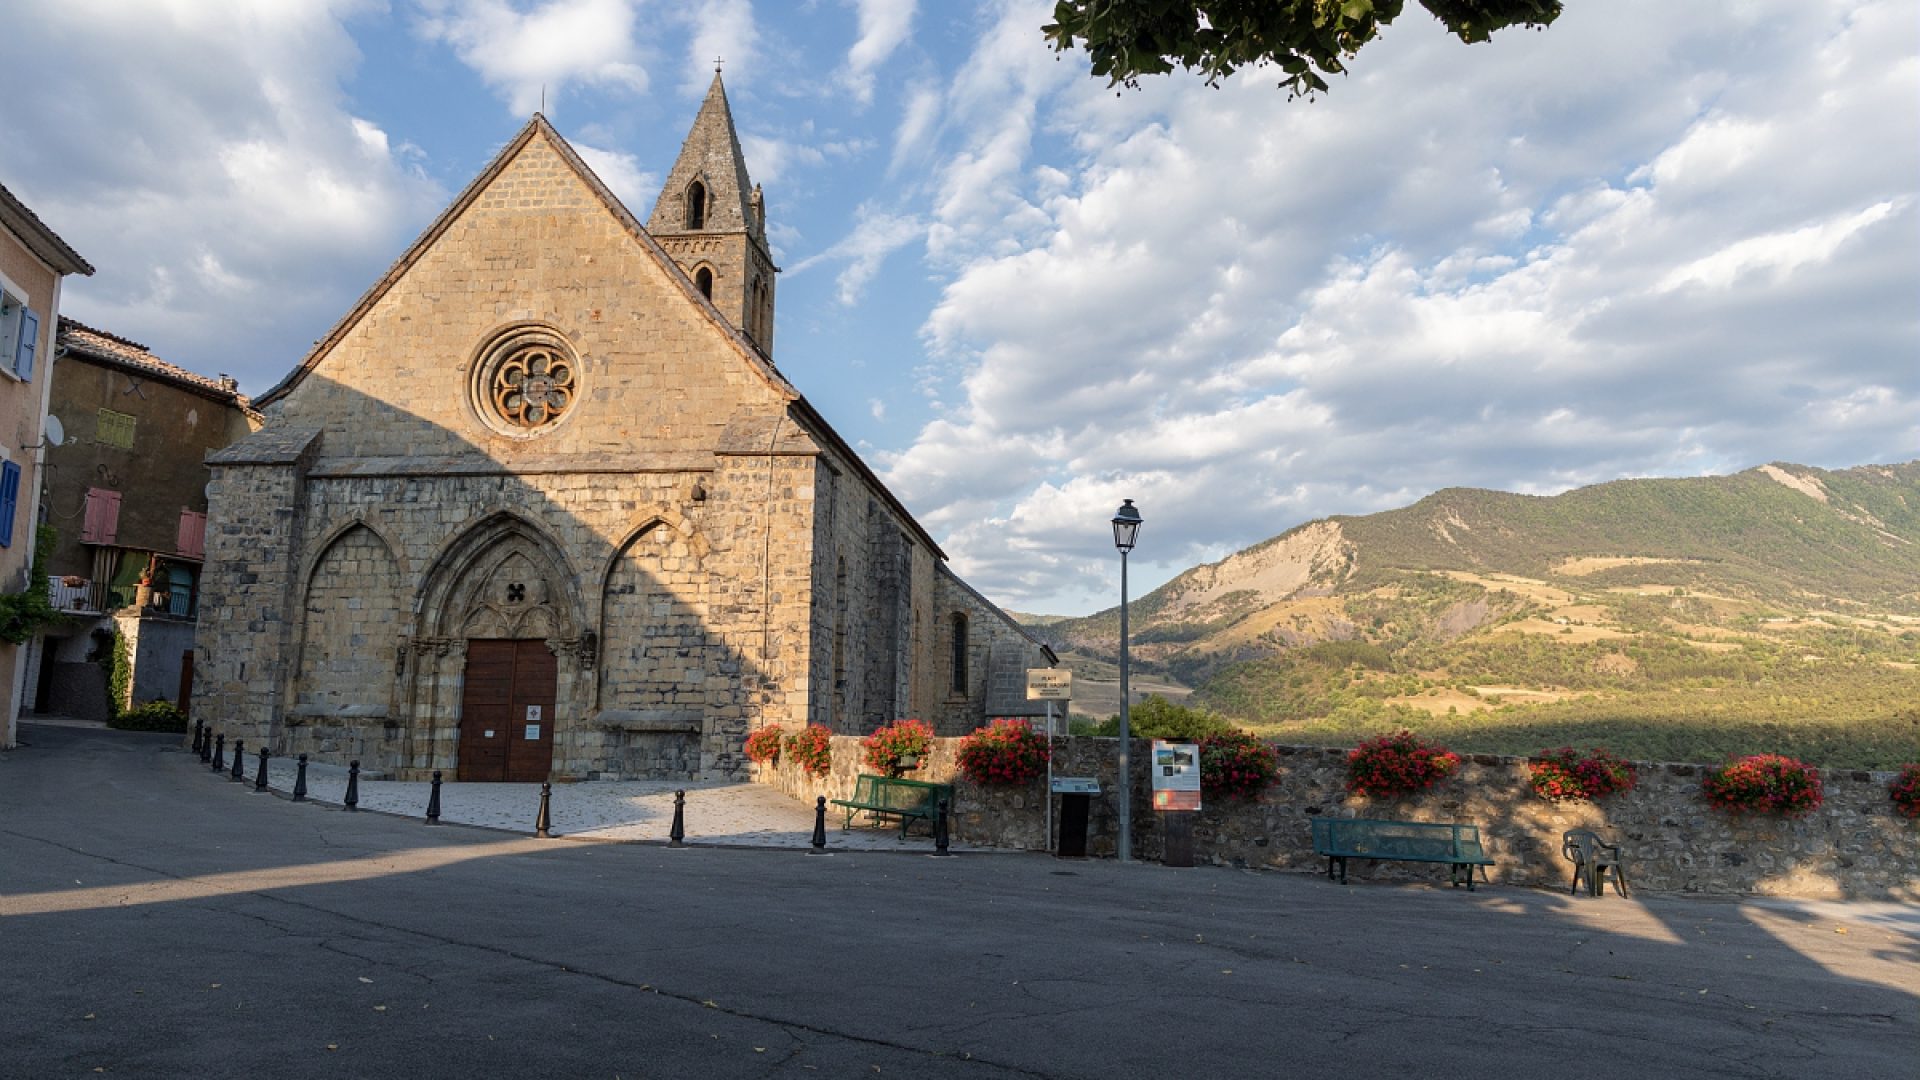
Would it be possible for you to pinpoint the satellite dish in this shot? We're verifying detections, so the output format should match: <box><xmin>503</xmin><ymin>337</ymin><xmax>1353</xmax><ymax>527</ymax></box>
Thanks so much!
<box><xmin>43</xmin><ymin>415</ymin><xmax>65</xmax><ymax>446</ymax></box>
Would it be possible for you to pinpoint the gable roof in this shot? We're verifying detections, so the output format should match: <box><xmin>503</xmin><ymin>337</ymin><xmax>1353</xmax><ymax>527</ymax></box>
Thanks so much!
<box><xmin>254</xmin><ymin>114</ymin><xmax>795</xmax><ymax>409</ymax></box>
<box><xmin>249</xmin><ymin>113</ymin><xmax>949</xmax><ymax>562</ymax></box>
<box><xmin>58</xmin><ymin>317</ymin><xmax>259</xmax><ymax>418</ymax></box>
<box><xmin>0</xmin><ymin>182</ymin><xmax>93</xmax><ymax>276</ymax></box>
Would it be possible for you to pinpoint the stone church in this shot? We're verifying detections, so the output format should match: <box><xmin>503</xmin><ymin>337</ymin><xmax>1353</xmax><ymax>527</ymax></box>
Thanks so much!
<box><xmin>193</xmin><ymin>77</ymin><xmax>1054</xmax><ymax>781</ymax></box>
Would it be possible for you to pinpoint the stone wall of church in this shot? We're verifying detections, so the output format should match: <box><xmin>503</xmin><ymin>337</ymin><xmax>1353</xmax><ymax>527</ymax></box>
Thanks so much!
<box><xmin>192</xmin><ymin>428</ymin><xmax>322</xmax><ymax>748</ymax></box>
<box><xmin>798</xmin><ymin>449</ymin><xmax>1052</xmax><ymax>739</ymax></box>
<box><xmin>197</xmin><ymin>446</ymin><xmax>824</xmax><ymax>781</ymax></box>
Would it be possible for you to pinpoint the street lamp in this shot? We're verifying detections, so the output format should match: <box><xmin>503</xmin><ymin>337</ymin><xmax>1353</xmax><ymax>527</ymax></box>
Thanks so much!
<box><xmin>1111</xmin><ymin>498</ymin><xmax>1141</xmax><ymax>863</ymax></box>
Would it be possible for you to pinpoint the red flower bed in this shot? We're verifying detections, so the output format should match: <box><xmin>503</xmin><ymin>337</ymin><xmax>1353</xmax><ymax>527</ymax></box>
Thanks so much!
<box><xmin>956</xmin><ymin>718</ymin><xmax>1050</xmax><ymax>787</ymax></box>
<box><xmin>1702</xmin><ymin>754</ymin><xmax>1822</xmax><ymax>817</ymax></box>
<box><xmin>743</xmin><ymin>726</ymin><xmax>784</xmax><ymax>765</ymax></box>
<box><xmin>1529</xmin><ymin>746</ymin><xmax>1637</xmax><ymax>803</ymax></box>
<box><xmin>783</xmin><ymin>724</ymin><xmax>834</xmax><ymax>777</ymax></box>
<box><xmin>1888</xmin><ymin>764</ymin><xmax>1920</xmax><ymax>819</ymax></box>
<box><xmin>1199</xmin><ymin>730</ymin><xmax>1278</xmax><ymax>800</ymax></box>
<box><xmin>861</xmin><ymin>718</ymin><xmax>934</xmax><ymax>775</ymax></box>
<box><xmin>1346</xmin><ymin>730</ymin><xmax>1460</xmax><ymax>797</ymax></box>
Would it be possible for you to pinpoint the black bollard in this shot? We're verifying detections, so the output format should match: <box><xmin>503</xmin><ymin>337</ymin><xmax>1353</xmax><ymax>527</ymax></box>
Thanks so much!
<box><xmin>200</xmin><ymin>727</ymin><xmax>212</xmax><ymax>763</ymax></box>
<box><xmin>809</xmin><ymin>796</ymin><xmax>829</xmax><ymax>854</ymax></box>
<box><xmin>192</xmin><ymin>721</ymin><xmax>204</xmax><ymax>756</ymax></box>
<box><xmin>344</xmin><ymin>760</ymin><xmax>360</xmax><ymax>811</ymax></box>
<box><xmin>253</xmin><ymin>746</ymin><xmax>270</xmax><ymax>792</ymax></box>
<box><xmin>292</xmin><ymin>754</ymin><xmax>309</xmax><ymax>802</ymax></box>
<box><xmin>535</xmin><ymin>783</ymin><xmax>553</xmax><ymax>839</ymax></box>
<box><xmin>930</xmin><ymin>798</ymin><xmax>953</xmax><ymax>857</ymax></box>
<box><xmin>230</xmin><ymin>740</ymin><xmax>246</xmax><ymax>781</ymax></box>
<box><xmin>668</xmin><ymin>790</ymin><xmax>687</xmax><ymax>847</ymax></box>
<box><xmin>425</xmin><ymin>770</ymin><xmax>442</xmax><ymax>824</ymax></box>
<box><xmin>212</xmin><ymin>733</ymin><xmax>225</xmax><ymax>772</ymax></box>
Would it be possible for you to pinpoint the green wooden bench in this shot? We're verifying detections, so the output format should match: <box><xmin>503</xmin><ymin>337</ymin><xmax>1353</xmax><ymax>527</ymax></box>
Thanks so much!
<box><xmin>1311</xmin><ymin>817</ymin><xmax>1495</xmax><ymax>890</ymax></box>
<box><xmin>830</xmin><ymin>774</ymin><xmax>955</xmax><ymax>838</ymax></box>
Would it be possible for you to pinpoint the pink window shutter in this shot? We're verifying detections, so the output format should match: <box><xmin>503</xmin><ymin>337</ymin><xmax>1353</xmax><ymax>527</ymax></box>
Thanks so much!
<box><xmin>82</xmin><ymin>488</ymin><xmax>122</xmax><ymax>545</ymax></box>
<box><xmin>177</xmin><ymin>510</ymin><xmax>207</xmax><ymax>559</ymax></box>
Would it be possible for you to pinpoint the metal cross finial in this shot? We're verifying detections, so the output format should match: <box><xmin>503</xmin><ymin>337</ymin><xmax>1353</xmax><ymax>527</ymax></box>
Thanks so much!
<box><xmin>714</xmin><ymin>55</ymin><xmax>724</xmax><ymax>73</ymax></box>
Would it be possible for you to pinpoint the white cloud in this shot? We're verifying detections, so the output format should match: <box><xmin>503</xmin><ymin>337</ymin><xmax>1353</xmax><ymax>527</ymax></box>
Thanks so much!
<box><xmin>0</xmin><ymin>0</ymin><xmax>446</xmax><ymax>391</ymax></box>
<box><xmin>789</xmin><ymin>207</ymin><xmax>925</xmax><ymax>305</ymax></box>
<box><xmin>883</xmin><ymin>0</ymin><xmax>1920</xmax><ymax>610</ymax></box>
<box><xmin>571</xmin><ymin>142</ymin><xmax>657</xmax><ymax>213</ymax></box>
<box><xmin>416</xmin><ymin>0</ymin><xmax>650</xmax><ymax>116</ymax></box>
<box><xmin>1657</xmin><ymin>199</ymin><xmax>1902</xmax><ymax>293</ymax></box>
<box><xmin>840</xmin><ymin>0</ymin><xmax>917</xmax><ymax>105</ymax></box>
<box><xmin>679</xmin><ymin>0</ymin><xmax>758</xmax><ymax>96</ymax></box>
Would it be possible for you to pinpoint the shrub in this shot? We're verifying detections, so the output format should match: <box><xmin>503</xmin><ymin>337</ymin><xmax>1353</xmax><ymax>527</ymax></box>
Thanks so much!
<box><xmin>743</xmin><ymin>726</ymin><xmax>784</xmax><ymax>765</ymax></box>
<box><xmin>1346</xmin><ymin>729</ymin><xmax>1460</xmax><ymax>797</ymax></box>
<box><xmin>1529</xmin><ymin>746</ymin><xmax>1638</xmax><ymax>803</ymax></box>
<box><xmin>110</xmin><ymin>699</ymin><xmax>188</xmax><ymax>733</ymax></box>
<box><xmin>1887</xmin><ymin>764</ymin><xmax>1920</xmax><ymax>819</ymax></box>
<box><xmin>861</xmin><ymin>718</ymin><xmax>934</xmax><ymax>775</ymax></box>
<box><xmin>1089</xmin><ymin>695</ymin><xmax>1235</xmax><ymax>740</ymax></box>
<box><xmin>1702</xmin><ymin>754</ymin><xmax>1823</xmax><ymax>817</ymax></box>
<box><xmin>1199</xmin><ymin>730</ymin><xmax>1278</xmax><ymax>801</ymax></box>
<box><xmin>956</xmin><ymin>718</ymin><xmax>1050</xmax><ymax>787</ymax></box>
<box><xmin>783</xmin><ymin>724</ymin><xmax>834</xmax><ymax>777</ymax></box>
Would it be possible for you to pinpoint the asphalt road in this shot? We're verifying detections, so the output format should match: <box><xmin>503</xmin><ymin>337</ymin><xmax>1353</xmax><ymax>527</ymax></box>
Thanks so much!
<box><xmin>3</xmin><ymin>723</ymin><xmax>1916</xmax><ymax>1079</ymax></box>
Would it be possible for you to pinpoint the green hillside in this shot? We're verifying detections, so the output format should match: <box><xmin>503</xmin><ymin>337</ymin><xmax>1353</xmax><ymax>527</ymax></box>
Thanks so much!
<box><xmin>1032</xmin><ymin>462</ymin><xmax>1920</xmax><ymax>767</ymax></box>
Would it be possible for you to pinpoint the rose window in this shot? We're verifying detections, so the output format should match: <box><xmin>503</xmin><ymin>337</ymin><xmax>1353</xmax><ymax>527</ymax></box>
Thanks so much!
<box><xmin>490</xmin><ymin>345</ymin><xmax>574</xmax><ymax>428</ymax></box>
<box><xmin>470</xmin><ymin>326</ymin><xmax>582</xmax><ymax>436</ymax></box>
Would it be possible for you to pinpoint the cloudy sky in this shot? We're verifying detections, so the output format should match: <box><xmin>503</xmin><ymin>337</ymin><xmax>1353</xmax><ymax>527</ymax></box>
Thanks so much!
<box><xmin>2</xmin><ymin>0</ymin><xmax>1914</xmax><ymax>614</ymax></box>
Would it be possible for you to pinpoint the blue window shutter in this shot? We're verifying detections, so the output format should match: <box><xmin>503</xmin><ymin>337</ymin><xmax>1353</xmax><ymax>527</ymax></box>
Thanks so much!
<box><xmin>14</xmin><ymin>308</ymin><xmax>38</xmax><ymax>380</ymax></box>
<box><xmin>0</xmin><ymin>461</ymin><xmax>20</xmax><ymax>547</ymax></box>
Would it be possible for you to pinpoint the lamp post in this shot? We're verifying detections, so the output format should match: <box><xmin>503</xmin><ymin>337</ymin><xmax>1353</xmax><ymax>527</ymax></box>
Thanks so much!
<box><xmin>1111</xmin><ymin>498</ymin><xmax>1142</xmax><ymax>863</ymax></box>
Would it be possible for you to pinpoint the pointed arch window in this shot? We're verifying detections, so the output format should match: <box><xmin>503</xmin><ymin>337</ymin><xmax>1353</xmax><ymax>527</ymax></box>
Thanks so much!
<box><xmin>695</xmin><ymin>266</ymin><xmax>714</xmax><ymax>299</ymax></box>
<box><xmin>686</xmin><ymin>180</ymin><xmax>707</xmax><ymax>229</ymax></box>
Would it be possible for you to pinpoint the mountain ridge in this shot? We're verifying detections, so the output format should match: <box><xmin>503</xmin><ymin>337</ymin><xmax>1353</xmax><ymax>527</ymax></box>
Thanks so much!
<box><xmin>1029</xmin><ymin>460</ymin><xmax>1920</xmax><ymax>767</ymax></box>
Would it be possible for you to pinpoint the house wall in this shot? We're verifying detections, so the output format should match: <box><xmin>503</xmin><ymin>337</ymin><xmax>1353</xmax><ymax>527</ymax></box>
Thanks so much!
<box><xmin>0</xmin><ymin>217</ymin><xmax>62</xmax><ymax>748</ymax></box>
<box><xmin>43</xmin><ymin>354</ymin><xmax>252</xmax><ymax>579</ymax></box>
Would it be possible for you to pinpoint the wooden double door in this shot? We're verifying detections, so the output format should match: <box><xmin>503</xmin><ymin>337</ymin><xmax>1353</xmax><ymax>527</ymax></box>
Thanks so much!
<box><xmin>457</xmin><ymin>639</ymin><xmax>557</xmax><ymax>782</ymax></box>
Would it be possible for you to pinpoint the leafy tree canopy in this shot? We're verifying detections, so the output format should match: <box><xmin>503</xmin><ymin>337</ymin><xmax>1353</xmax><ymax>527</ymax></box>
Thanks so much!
<box><xmin>1044</xmin><ymin>0</ymin><xmax>1563</xmax><ymax>97</ymax></box>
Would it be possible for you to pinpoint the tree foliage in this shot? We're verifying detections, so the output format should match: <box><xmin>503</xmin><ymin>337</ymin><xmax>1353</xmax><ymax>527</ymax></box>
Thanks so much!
<box><xmin>1043</xmin><ymin>0</ymin><xmax>1563</xmax><ymax>97</ymax></box>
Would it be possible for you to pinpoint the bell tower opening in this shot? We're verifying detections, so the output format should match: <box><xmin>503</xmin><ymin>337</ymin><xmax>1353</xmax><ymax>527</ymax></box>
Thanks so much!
<box><xmin>686</xmin><ymin>180</ymin><xmax>707</xmax><ymax>229</ymax></box>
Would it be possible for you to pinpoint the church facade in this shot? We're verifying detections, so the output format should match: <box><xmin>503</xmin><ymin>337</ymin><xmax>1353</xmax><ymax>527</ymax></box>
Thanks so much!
<box><xmin>192</xmin><ymin>79</ymin><xmax>1054</xmax><ymax>781</ymax></box>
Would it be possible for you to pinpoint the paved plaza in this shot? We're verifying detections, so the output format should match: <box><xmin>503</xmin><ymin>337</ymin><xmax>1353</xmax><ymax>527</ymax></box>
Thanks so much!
<box><xmin>3</xmin><ymin>722</ymin><xmax>1917</xmax><ymax>1079</ymax></box>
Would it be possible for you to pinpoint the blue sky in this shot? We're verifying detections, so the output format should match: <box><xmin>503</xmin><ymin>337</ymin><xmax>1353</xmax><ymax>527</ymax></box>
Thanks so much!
<box><xmin>2</xmin><ymin>1</ymin><xmax>1915</xmax><ymax>615</ymax></box>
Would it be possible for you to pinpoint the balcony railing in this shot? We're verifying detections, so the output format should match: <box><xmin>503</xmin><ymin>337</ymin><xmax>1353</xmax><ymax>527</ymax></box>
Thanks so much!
<box><xmin>48</xmin><ymin>576</ymin><xmax>103</xmax><ymax>614</ymax></box>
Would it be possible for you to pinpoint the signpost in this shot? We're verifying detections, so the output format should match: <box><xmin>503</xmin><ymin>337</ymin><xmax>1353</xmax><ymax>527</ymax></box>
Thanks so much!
<box><xmin>1027</xmin><ymin>669</ymin><xmax>1073</xmax><ymax>852</ymax></box>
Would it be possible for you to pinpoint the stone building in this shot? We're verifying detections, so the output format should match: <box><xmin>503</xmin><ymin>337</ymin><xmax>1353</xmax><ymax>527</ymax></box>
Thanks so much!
<box><xmin>194</xmin><ymin>77</ymin><xmax>1055</xmax><ymax>781</ymax></box>
<box><xmin>0</xmin><ymin>182</ymin><xmax>92</xmax><ymax>749</ymax></box>
<box><xmin>27</xmin><ymin>319</ymin><xmax>258</xmax><ymax>721</ymax></box>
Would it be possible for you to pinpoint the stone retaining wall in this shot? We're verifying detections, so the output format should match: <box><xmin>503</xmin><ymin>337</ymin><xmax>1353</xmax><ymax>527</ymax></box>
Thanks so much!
<box><xmin>754</xmin><ymin>733</ymin><xmax>1919</xmax><ymax>900</ymax></box>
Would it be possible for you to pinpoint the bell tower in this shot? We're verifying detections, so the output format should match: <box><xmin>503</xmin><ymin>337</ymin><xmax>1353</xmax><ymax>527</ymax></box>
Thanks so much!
<box><xmin>648</xmin><ymin>72</ymin><xmax>777</xmax><ymax>356</ymax></box>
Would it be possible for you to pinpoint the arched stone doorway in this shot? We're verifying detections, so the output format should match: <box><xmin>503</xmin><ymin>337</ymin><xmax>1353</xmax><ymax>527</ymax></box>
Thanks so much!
<box><xmin>409</xmin><ymin>514</ymin><xmax>584</xmax><ymax>782</ymax></box>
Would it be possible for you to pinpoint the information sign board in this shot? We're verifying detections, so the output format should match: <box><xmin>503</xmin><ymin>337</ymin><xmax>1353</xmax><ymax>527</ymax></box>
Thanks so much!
<box><xmin>1150</xmin><ymin>739</ymin><xmax>1202</xmax><ymax>811</ymax></box>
